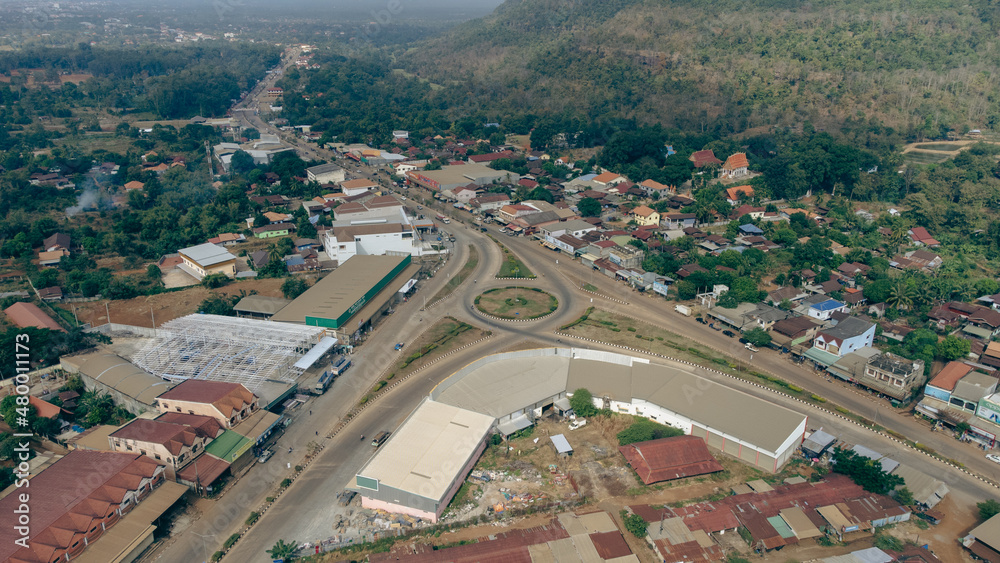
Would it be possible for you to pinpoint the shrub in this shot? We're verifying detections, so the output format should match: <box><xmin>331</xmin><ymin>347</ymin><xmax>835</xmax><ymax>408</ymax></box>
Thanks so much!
<box><xmin>811</xmin><ymin>394</ymin><xmax>827</xmax><ymax>403</ymax></box>
<box><xmin>223</xmin><ymin>533</ymin><xmax>240</xmax><ymax>549</ymax></box>
<box><xmin>245</xmin><ymin>512</ymin><xmax>259</xmax><ymax>526</ymax></box>
<box><xmin>294</xmin><ymin>465</ymin><xmax>303</xmax><ymax>472</ymax></box>
<box><xmin>265</xmin><ymin>496</ymin><xmax>275</xmax><ymax>503</ymax></box>
<box><xmin>280</xmin><ymin>478</ymin><xmax>292</xmax><ymax>488</ymax></box>
<box><xmin>620</xmin><ymin>510</ymin><xmax>647</xmax><ymax>537</ymax></box>
<box><xmin>627</xmin><ymin>327</ymin><xmax>637</xmax><ymax>332</ymax></box>
<box><xmin>211</xmin><ymin>551</ymin><xmax>224</xmax><ymax>561</ymax></box>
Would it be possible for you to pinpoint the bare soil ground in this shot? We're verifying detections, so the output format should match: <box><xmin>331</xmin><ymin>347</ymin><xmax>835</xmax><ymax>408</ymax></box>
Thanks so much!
<box><xmin>73</xmin><ymin>278</ymin><xmax>286</xmax><ymax>328</ymax></box>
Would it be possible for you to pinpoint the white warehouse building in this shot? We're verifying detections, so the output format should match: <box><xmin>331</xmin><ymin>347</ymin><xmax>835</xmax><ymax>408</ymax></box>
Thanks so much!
<box><xmin>351</xmin><ymin>348</ymin><xmax>808</xmax><ymax>522</ymax></box>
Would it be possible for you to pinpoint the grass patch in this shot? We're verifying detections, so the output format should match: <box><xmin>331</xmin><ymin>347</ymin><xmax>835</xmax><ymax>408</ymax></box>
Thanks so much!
<box><xmin>429</xmin><ymin>245</ymin><xmax>479</xmax><ymax>304</ymax></box>
<box><xmin>476</xmin><ymin>286</ymin><xmax>557</xmax><ymax>319</ymax></box>
<box><xmin>496</xmin><ymin>244</ymin><xmax>536</xmax><ymax>278</ymax></box>
<box><xmin>560</xmin><ymin>306</ymin><xmax>594</xmax><ymax>331</ymax></box>
<box><xmin>583</xmin><ymin>283</ymin><xmax>599</xmax><ymax>291</ymax></box>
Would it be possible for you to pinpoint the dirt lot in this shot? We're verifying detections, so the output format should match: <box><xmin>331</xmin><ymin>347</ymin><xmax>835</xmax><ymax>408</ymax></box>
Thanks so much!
<box><xmin>73</xmin><ymin>277</ymin><xmax>287</xmax><ymax>328</ymax></box>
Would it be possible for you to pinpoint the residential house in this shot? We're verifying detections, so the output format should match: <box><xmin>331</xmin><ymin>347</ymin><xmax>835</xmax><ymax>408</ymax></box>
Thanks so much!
<box><xmin>468</xmin><ymin>150</ymin><xmax>515</xmax><ymax>164</ymax></box>
<box><xmin>676</xmin><ymin>263</ymin><xmax>709</xmax><ymax>279</ymax></box>
<box><xmin>124</xmin><ymin>180</ymin><xmax>145</xmax><ymax>191</ymax></box>
<box><xmin>37</xmin><ymin>286</ymin><xmax>62</xmax><ymax>301</ymax></box>
<box><xmin>734</xmin><ymin>204</ymin><xmax>766</xmax><ymax>219</ymax></box>
<box><xmin>689</xmin><ymin>149</ymin><xmax>722</xmax><ymax>168</ymax></box>
<box><xmin>540</xmin><ymin>219</ymin><xmax>598</xmax><ymax>239</ymax></box>
<box><xmin>719</xmin><ymin>153</ymin><xmax>750</xmax><ymax>180</ymax></box>
<box><xmin>38</xmin><ymin>249</ymin><xmax>68</xmax><ymax>266</ymax></box>
<box><xmin>587</xmin><ymin>240</ymin><xmax>619</xmax><ymax>258</ymax></box>
<box><xmin>449</xmin><ymin>185</ymin><xmax>480</xmax><ymax>204</ymax></box>
<box><xmin>842</xmin><ymin>288</ymin><xmax>867</xmax><ymax>308</ymax></box>
<box><xmin>725</xmin><ymin>185</ymin><xmax>754</xmax><ymax>205</ymax></box>
<box><xmin>891</xmin><ymin>250</ymin><xmax>943</xmax><ymax>271</ymax></box>
<box><xmin>549</xmin><ymin>234</ymin><xmax>588</xmax><ymax>255</ymax></box>
<box><xmin>264</xmin><ymin>211</ymin><xmax>293</xmax><ymax>224</ymax></box>
<box><xmin>42</xmin><ymin>232</ymin><xmax>71</xmax><ymax>253</ymax></box>
<box><xmin>770</xmin><ymin>316</ymin><xmax>820</xmax><ymax>350</ymax></box>
<box><xmin>393</xmin><ymin>160</ymin><xmax>427</xmax><ymax>175</ymax></box>
<box><xmin>964</xmin><ymin>511</ymin><xmax>1000</xmax><ymax>562</ymax></box>
<box><xmin>639</xmin><ymin>179</ymin><xmax>673</xmax><ymax>196</ymax></box>
<box><xmin>340</xmin><ymin>178</ymin><xmax>379</xmax><ymax>197</ymax></box>
<box><xmin>631</xmin><ymin>205</ymin><xmax>660</xmax><ymax>226</ymax></box>
<box><xmin>812</xmin><ymin>317</ymin><xmax>876</xmax><ymax>357</ymax></box>
<box><xmin>856</xmin><ymin>353</ymin><xmax>925</xmax><ymax>401</ymax></box>
<box><xmin>737</xmin><ymin>224</ymin><xmax>764</xmax><ymax>238</ymax></box>
<box><xmin>497</xmin><ymin>204</ymin><xmax>539</xmax><ymax>223</ymax></box>
<box><xmin>592</xmin><ymin>171</ymin><xmax>627</xmax><ymax>189</ymax></box>
<box><xmin>177</xmin><ymin>243</ymin><xmax>237</xmax><ymax>279</ymax></box>
<box><xmin>982</xmin><ymin>341</ymin><xmax>1000</xmax><ymax>370</ymax></box>
<box><xmin>207</xmin><ymin>233</ymin><xmax>246</xmax><ymax>246</ymax></box>
<box><xmin>807</xmin><ymin>298</ymin><xmax>849</xmax><ymax>320</ymax></box>
<box><xmin>155</xmin><ymin>380</ymin><xmax>259</xmax><ymax>428</ymax></box>
<box><xmin>250</xmin><ymin>250</ymin><xmax>271</xmax><ymax>269</ymax></box>
<box><xmin>662</xmin><ymin>213</ymin><xmax>697</xmax><ymax>230</ymax></box>
<box><xmin>306</xmin><ymin>163</ymin><xmax>346</xmax><ymax>184</ymax></box>
<box><xmin>109</xmin><ymin>418</ymin><xmax>211</xmax><ymax>478</ymax></box>
<box><xmin>922</xmin><ymin>362</ymin><xmax>975</xmax><ymax>405</ymax></box>
<box><xmin>742</xmin><ymin>303</ymin><xmax>792</xmax><ymax>331</ymax></box>
<box><xmin>767</xmin><ymin>286</ymin><xmax>809</xmax><ymax>306</ymax></box>
<box><xmin>252</xmin><ymin>224</ymin><xmax>293</xmax><ymax>239</ymax></box>
<box><xmin>470</xmin><ymin>193</ymin><xmax>511</xmax><ymax>213</ymax></box>
<box><xmin>908</xmin><ymin>227</ymin><xmax>941</xmax><ymax>247</ymax></box>
<box><xmin>608</xmin><ymin>245</ymin><xmax>644</xmax><ymax>269</ymax></box>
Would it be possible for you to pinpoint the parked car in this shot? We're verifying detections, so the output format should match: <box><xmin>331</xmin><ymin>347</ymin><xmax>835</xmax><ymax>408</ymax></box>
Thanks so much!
<box><xmin>257</xmin><ymin>449</ymin><xmax>273</xmax><ymax>463</ymax></box>
<box><xmin>738</xmin><ymin>338</ymin><xmax>749</xmax><ymax>345</ymax></box>
<box><xmin>722</xmin><ymin>330</ymin><xmax>736</xmax><ymax>338</ymax></box>
<box><xmin>695</xmin><ymin>317</ymin><xmax>708</xmax><ymax>325</ymax></box>
<box><xmin>745</xmin><ymin>343</ymin><xmax>759</xmax><ymax>352</ymax></box>
<box><xmin>394</xmin><ymin>342</ymin><xmax>405</xmax><ymax>351</ymax></box>
<box><xmin>987</xmin><ymin>454</ymin><xmax>1000</xmax><ymax>464</ymax></box>
<box><xmin>480</xmin><ymin>227</ymin><xmax>488</xmax><ymax>232</ymax></box>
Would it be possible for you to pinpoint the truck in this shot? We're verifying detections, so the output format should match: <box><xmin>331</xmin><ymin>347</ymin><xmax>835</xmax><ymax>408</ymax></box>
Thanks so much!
<box><xmin>330</xmin><ymin>355</ymin><xmax>351</xmax><ymax>376</ymax></box>
<box><xmin>674</xmin><ymin>304</ymin><xmax>692</xmax><ymax>316</ymax></box>
<box><xmin>436</xmin><ymin>213</ymin><xmax>450</xmax><ymax>224</ymax></box>
<box><xmin>313</xmin><ymin>370</ymin><xmax>334</xmax><ymax>394</ymax></box>
<box><xmin>371</xmin><ymin>431</ymin><xmax>391</xmax><ymax>448</ymax></box>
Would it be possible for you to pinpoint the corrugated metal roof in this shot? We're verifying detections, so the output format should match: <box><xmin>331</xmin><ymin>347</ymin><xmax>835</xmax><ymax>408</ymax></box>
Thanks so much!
<box><xmin>550</xmin><ymin>434</ymin><xmax>572</xmax><ymax>454</ymax></box>
<box><xmin>178</xmin><ymin>243</ymin><xmax>235</xmax><ymax>267</ymax></box>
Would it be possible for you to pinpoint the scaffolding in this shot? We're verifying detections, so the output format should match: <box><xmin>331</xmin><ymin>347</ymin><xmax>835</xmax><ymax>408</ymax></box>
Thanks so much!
<box><xmin>131</xmin><ymin>314</ymin><xmax>325</xmax><ymax>392</ymax></box>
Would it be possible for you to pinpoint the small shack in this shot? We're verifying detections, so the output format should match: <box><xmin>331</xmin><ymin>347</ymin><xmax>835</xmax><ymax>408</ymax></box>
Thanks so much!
<box><xmin>550</xmin><ymin>434</ymin><xmax>573</xmax><ymax>458</ymax></box>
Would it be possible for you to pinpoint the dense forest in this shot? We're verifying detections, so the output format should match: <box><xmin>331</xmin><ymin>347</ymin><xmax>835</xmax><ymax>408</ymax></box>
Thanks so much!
<box><xmin>396</xmin><ymin>0</ymin><xmax>1000</xmax><ymax>137</ymax></box>
<box><xmin>0</xmin><ymin>43</ymin><xmax>281</xmax><ymax>118</ymax></box>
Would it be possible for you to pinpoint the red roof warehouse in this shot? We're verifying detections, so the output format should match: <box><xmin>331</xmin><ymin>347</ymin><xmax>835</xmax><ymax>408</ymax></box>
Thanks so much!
<box><xmin>619</xmin><ymin>435</ymin><xmax>724</xmax><ymax>484</ymax></box>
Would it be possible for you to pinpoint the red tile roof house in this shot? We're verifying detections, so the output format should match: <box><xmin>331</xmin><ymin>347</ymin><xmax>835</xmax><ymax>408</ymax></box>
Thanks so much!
<box><xmin>619</xmin><ymin>436</ymin><xmax>724</xmax><ymax>484</ymax></box>
<box><xmin>908</xmin><ymin>227</ymin><xmax>941</xmax><ymax>247</ymax></box>
<box><xmin>725</xmin><ymin>184</ymin><xmax>755</xmax><ymax>205</ymax></box>
<box><xmin>109</xmin><ymin>417</ymin><xmax>211</xmax><ymax>478</ymax></box>
<box><xmin>3</xmin><ymin>302</ymin><xmax>65</xmax><ymax>332</ymax></box>
<box><xmin>0</xmin><ymin>450</ymin><xmax>167</xmax><ymax>563</ymax></box>
<box><xmin>154</xmin><ymin>380</ymin><xmax>259</xmax><ymax>428</ymax></box>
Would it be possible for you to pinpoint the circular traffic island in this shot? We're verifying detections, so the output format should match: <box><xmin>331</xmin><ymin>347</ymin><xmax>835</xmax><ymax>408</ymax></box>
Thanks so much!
<box><xmin>475</xmin><ymin>286</ymin><xmax>558</xmax><ymax>320</ymax></box>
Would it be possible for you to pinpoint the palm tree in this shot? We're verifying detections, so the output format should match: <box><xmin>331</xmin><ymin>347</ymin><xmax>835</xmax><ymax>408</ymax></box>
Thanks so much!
<box><xmin>915</xmin><ymin>284</ymin><xmax>936</xmax><ymax>308</ymax></box>
<box><xmin>886</xmin><ymin>280</ymin><xmax>914</xmax><ymax>311</ymax></box>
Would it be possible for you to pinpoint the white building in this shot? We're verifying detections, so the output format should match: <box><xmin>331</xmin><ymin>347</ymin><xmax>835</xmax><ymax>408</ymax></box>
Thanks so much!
<box><xmin>307</xmin><ymin>163</ymin><xmax>346</xmax><ymax>184</ymax></box>
<box><xmin>321</xmin><ymin>197</ymin><xmax>429</xmax><ymax>263</ymax></box>
<box><xmin>339</xmin><ymin>178</ymin><xmax>379</xmax><ymax>197</ymax></box>
<box><xmin>812</xmin><ymin>317</ymin><xmax>877</xmax><ymax>357</ymax></box>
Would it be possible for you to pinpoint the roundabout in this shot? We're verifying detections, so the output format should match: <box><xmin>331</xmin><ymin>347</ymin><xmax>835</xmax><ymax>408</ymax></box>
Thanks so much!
<box><xmin>474</xmin><ymin>286</ymin><xmax>558</xmax><ymax>320</ymax></box>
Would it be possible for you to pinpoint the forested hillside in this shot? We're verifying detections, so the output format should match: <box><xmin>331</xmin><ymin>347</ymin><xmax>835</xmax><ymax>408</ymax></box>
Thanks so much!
<box><xmin>400</xmin><ymin>0</ymin><xmax>1000</xmax><ymax>136</ymax></box>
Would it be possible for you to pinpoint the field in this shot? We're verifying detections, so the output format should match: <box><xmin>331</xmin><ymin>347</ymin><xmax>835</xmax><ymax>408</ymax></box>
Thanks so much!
<box><xmin>429</xmin><ymin>244</ymin><xmax>479</xmax><ymax>304</ymax></box>
<box><xmin>903</xmin><ymin>152</ymin><xmax>951</xmax><ymax>165</ymax></box>
<box><xmin>475</xmin><ymin>287</ymin><xmax>556</xmax><ymax>319</ymax></box>
<box><xmin>70</xmin><ymin>277</ymin><xmax>287</xmax><ymax>328</ymax></box>
<box><xmin>912</xmin><ymin>143</ymin><xmax>967</xmax><ymax>151</ymax></box>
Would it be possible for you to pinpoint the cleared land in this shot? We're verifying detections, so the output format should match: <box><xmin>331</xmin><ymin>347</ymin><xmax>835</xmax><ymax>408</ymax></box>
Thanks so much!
<box><xmin>475</xmin><ymin>287</ymin><xmax>557</xmax><ymax>319</ymax></box>
<box><xmin>429</xmin><ymin>244</ymin><xmax>479</xmax><ymax>304</ymax></box>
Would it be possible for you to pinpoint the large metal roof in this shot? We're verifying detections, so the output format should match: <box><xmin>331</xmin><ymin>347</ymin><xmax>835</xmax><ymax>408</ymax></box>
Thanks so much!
<box><xmin>357</xmin><ymin>399</ymin><xmax>494</xmax><ymax>502</ymax></box>
<box><xmin>64</xmin><ymin>352</ymin><xmax>175</xmax><ymax>406</ymax></box>
<box><xmin>178</xmin><ymin>243</ymin><xmax>235</xmax><ymax>268</ymax></box>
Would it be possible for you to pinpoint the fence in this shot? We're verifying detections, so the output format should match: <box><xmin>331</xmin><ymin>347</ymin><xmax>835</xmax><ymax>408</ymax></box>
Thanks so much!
<box><xmin>87</xmin><ymin>322</ymin><xmax>158</xmax><ymax>338</ymax></box>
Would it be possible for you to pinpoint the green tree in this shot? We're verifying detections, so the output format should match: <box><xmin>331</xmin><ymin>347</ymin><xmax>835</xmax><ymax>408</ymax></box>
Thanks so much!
<box><xmin>577</xmin><ymin>197</ymin><xmax>601</xmax><ymax>217</ymax></box>
<box><xmin>979</xmin><ymin>499</ymin><xmax>1000</xmax><ymax>520</ymax></box>
<box><xmin>201</xmin><ymin>273</ymin><xmax>230</xmax><ymax>289</ymax></box>
<box><xmin>886</xmin><ymin>279</ymin><xmax>914</xmax><ymax>311</ymax></box>
<box><xmin>198</xmin><ymin>294</ymin><xmax>239</xmax><ymax>316</ymax></box>
<box><xmin>744</xmin><ymin>327</ymin><xmax>771</xmax><ymax>348</ymax></box>
<box><xmin>569</xmin><ymin>388</ymin><xmax>598</xmax><ymax>417</ymax></box>
<box><xmin>894</xmin><ymin>486</ymin><xmax>914</xmax><ymax>506</ymax></box>
<box><xmin>620</xmin><ymin>510</ymin><xmax>647</xmax><ymax>538</ymax></box>
<box><xmin>230</xmin><ymin>150</ymin><xmax>256</xmax><ymax>175</ymax></box>
<box><xmin>936</xmin><ymin>335</ymin><xmax>971</xmax><ymax>361</ymax></box>
<box><xmin>831</xmin><ymin>447</ymin><xmax>903</xmax><ymax>495</ymax></box>
<box><xmin>146</xmin><ymin>264</ymin><xmax>162</xmax><ymax>282</ymax></box>
<box><xmin>281</xmin><ymin>277</ymin><xmax>309</xmax><ymax>299</ymax></box>
<box><xmin>266</xmin><ymin>539</ymin><xmax>298</xmax><ymax>560</ymax></box>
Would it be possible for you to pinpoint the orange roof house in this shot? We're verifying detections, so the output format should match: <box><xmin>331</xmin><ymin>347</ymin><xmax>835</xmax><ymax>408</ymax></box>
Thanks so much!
<box><xmin>124</xmin><ymin>181</ymin><xmax>145</xmax><ymax>191</ymax></box>
<box><xmin>4</xmin><ymin>302</ymin><xmax>65</xmax><ymax>332</ymax></box>
<box><xmin>725</xmin><ymin>185</ymin><xmax>755</xmax><ymax>203</ymax></box>
<box><xmin>720</xmin><ymin>152</ymin><xmax>750</xmax><ymax>179</ymax></box>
